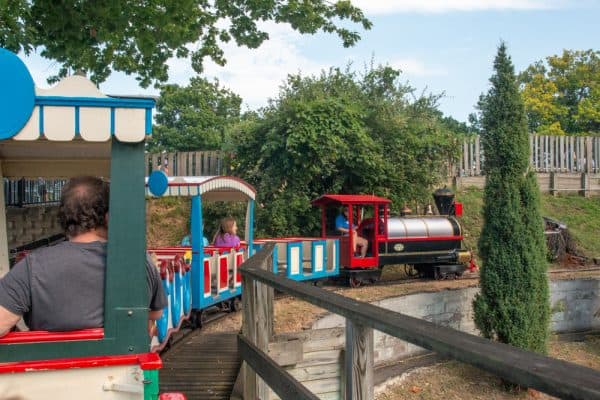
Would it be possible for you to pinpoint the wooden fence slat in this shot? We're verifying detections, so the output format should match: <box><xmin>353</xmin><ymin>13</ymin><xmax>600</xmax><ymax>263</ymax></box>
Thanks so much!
<box><xmin>474</xmin><ymin>136</ymin><xmax>480</xmax><ymax>175</ymax></box>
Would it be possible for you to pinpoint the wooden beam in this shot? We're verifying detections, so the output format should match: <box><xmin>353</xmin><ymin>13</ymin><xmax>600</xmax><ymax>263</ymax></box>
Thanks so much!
<box><xmin>238</xmin><ymin>335</ymin><xmax>320</xmax><ymax>400</ymax></box>
<box><xmin>1</xmin><ymin>159</ymin><xmax>110</xmax><ymax>178</ymax></box>
<box><xmin>0</xmin><ymin>164</ymin><xmax>9</xmax><ymax>277</ymax></box>
<box><xmin>242</xmin><ymin>243</ymin><xmax>275</xmax><ymax>400</ymax></box>
<box><xmin>240</xmin><ymin>264</ymin><xmax>600</xmax><ymax>400</ymax></box>
<box><xmin>344</xmin><ymin>320</ymin><xmax>373</xmax><ymax>400</ymax></box>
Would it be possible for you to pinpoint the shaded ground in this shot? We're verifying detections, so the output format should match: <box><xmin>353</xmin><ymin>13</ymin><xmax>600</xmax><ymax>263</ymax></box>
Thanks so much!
<box><xmin>375</xmin><ymin>335</ymin><xmax>600</xmax><ymax>400</ymax></box>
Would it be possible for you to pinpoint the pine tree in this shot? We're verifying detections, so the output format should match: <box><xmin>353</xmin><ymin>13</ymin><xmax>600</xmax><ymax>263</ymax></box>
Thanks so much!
<box><xmin>473</xmin><ymin>43</ymin><xmax>549</xmax><ymax>354</ymax></box>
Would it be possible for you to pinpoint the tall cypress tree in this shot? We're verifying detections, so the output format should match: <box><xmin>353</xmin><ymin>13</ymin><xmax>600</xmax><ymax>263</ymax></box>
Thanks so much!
<box><xmin>473</xmin><ymin>43</ymin><xmax>549</xmax><ymax>353</ymax></box>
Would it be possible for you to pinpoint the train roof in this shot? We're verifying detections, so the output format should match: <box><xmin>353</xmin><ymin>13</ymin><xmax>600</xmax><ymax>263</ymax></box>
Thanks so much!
<box><xmin>145</xmin><ymin>175</ymin><xmax>256</xmax><ymax>202</ymax></box>
<box><xmin>311</xmin><ymin>194</ymin><xmax>391</xmax><ymax>206</ymax></box>
<box><xmin>0</xmin><ymin>48</ymin><xmax>154</xmax><ymax>177</ymax></box>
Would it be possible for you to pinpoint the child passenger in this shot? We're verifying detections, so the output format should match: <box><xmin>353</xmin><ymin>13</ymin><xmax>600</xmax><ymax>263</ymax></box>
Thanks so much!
<box><xmin>213</xmin><ymin>217</ymin><xmax>241</xmax><ymax>248</ymax></box>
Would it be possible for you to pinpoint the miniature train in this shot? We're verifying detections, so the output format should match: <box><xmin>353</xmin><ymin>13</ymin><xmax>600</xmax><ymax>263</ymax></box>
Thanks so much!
<box><xmin>312</xmin><ymin>188</ymin><xmax>476</xmax><ymax>287</ymax></box>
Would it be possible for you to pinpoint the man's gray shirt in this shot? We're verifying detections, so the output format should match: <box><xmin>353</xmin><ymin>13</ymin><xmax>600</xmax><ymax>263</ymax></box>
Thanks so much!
<box><xmin>0</xmin><ymin>241</ymin><xmax>167</xmax><ymax>331</ymax></box>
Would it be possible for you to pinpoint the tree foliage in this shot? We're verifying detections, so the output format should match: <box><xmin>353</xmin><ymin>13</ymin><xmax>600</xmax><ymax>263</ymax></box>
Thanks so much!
<box><xmin>473</xmin><ymin>43</ymin><xmax>549</xmax><ymax>354</ymax></box>
<box><xmin>1</xmin><ymin>0</ymin><xmax>371</xmax><ymax>87</ymax></box>
<box><xmin>231</xmin><ymin>66</ymin><xmax>461</xmax><ymax>237</ymax></box>
<box><xmin>148</xmin><ymin>77</ymin><xmax>241</xmax><ymax>152</ymax></box>
<box><xmin>519</xmin><ymin>49</ymin><xmax>600</xmax><ymax>135</ymax></box>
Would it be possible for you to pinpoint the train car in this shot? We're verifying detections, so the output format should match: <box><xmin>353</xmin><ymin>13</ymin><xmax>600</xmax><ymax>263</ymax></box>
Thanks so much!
<box><xmin>312</xmin><ymin>189</ymin><xmax>476</xmax><ymax>287</ymax></box>
<box><xmin>145</xmin><ymin>173</ymin><xmax>255</xmax><ymax>348</ymax></box>
<box><xmin>145</xmin><ymin>173</ymin><xmax>340</xmax><ymax>348</ymax></box>
<box><xmin>0</xmin><ymin>48</ymin><xmax>179</xmax><ymax>399</ymax></box>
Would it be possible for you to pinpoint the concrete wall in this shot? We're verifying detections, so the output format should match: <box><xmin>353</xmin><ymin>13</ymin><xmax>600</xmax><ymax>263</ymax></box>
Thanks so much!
<box><xmin>312</xmin><ymin>278</ymin><xmax>600</xmax><ymax>366</ymax></box>
<box><xmin>5</xmin><ymin>205</ymin><xmax>62</xmax><ymax>249</ymax></box>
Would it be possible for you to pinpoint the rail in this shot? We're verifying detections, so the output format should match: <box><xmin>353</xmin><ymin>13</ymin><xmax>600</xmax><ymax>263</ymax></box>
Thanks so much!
<box><xmin>239</xmin><ymin>243</ymin><xmax>600</xmax><ymax>400</ymax></box>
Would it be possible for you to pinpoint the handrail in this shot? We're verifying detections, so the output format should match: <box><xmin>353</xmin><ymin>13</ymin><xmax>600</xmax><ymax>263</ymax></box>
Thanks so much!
<box><xmin>237</xmin><ymin>335</ymin><xmax>319</xmax><ymax>400</ymax></box>
<box><xmin>239</xmin><ymin>243</ymin><xmax>600</xmax><ymax>400</ymax></box>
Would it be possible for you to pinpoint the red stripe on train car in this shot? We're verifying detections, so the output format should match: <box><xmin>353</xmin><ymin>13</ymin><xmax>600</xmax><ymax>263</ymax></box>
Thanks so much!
<box><xmin>0</xmin><ymin>328</ymin><xmax>104</xmax><ymax>344</ymax></box>
<box><xmin>0</xmin><ymin>352</ymin><xmax>162</xmax><ymax>374</ymax></box>
<box><xmin>384</xmin><ymin>236</ymin><xmax>463</xmax><ymax>242</ymax></box>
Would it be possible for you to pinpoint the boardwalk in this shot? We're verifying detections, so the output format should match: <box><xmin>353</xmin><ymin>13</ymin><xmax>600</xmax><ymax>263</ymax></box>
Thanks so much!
<box><xmin>160</xmin><ymin>331</ymin><xmax>241</xmax><ymax>399</ymax></box>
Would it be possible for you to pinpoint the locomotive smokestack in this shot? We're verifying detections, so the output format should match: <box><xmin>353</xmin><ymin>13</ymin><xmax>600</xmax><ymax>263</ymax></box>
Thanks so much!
<box><xmin>433</xmin><ymin>187</ymin><xmax>455</xmax><ymax>215</ymax></box>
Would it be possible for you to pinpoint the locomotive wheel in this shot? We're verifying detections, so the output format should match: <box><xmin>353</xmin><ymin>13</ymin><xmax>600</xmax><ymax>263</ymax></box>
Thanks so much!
<box><xmin>434</xmin><ymin>269</ymin><xmax>443</xmax><ymax>280</ymax></box>
<box><xmin>230</xmin><ymin>296</ymin><xmax>242</xmax><ymax>312</ymax></box>
<box><xmin>349</xmin><ymin>276</ymin><xmax>362</xmax><ymax>288</ymax></box>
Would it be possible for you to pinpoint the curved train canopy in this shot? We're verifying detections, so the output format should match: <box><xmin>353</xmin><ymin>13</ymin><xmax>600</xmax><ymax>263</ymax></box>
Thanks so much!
<box><xmin>0</xmin><ymin>48</ymin><xmax>154</xmax><ymax>178</ymax></box>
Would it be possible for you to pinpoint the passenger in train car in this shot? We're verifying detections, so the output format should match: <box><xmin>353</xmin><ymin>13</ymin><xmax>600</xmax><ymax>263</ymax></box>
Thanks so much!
<box><xmin>335</xmin><ymin>207</ymin><xmax>368</xmax><ymax>257</ymax></box>
<box><xmin>0</xmin><ymin>176</ymin><xmax>167</xmax><ymax>337</ymax></box>
<box><xmin>213</xmin><ymin>217</ymin><xmax>241</xmax><ymax>248</ymax></box>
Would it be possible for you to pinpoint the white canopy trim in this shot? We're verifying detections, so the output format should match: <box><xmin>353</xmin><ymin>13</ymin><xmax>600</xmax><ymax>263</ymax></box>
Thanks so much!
<box><xmin>10</xmin><ymin>76</ymin><xmax>153</xmax><ymax>143</ymax></box>
<box><xmin>145</xmin><ymin>176</ymin><xmax>256</xmax><ymax>202</ymax></box>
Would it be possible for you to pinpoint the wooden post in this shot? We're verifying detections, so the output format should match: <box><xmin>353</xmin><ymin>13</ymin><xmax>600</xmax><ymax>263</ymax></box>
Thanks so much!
<box><xmin>462</xmin><ymin>140</ymin><xmax>468</xmax><ymax>176</ymax></box>
<box><xmin>0</xmin><ymin>164</ymin><xmax>10</xmax><ymax>277</ymax></box>
<box><xmin>344</xmin><ymin>319</ymin><xmax>373</xmax><ymax>400</ymax></box>
<box><xmin>242</xmin><ymin>252</ymin><xmax>274</xmax><ymax>400</ymax></box>
<box><xmin>550</xmin><ymin>172</ymin><xmax>557</xmax><ymax>196</ymax></box>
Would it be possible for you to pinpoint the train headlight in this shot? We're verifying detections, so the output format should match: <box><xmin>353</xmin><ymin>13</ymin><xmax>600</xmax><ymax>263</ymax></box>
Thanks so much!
<box><xmin>393</xmin><ymin>243</ymin><xmax>405</xmax><ymax>252</ymax></box>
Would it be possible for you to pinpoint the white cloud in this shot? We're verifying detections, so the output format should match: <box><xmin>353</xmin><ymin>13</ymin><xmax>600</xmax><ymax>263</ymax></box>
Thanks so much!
<box><xmin>351</xmin><ymin>0</ymin><xmax>570</xmax><ymax>14</ymax></box>
<box><xmin>165</xmin><ymin>22</ymin><xmax>326</xmax><ymax>110</ymax></box>
<box><xmin>390</xmin><ymin>58</ymin><xmax>447</xmax><ymax>77</ymax></box>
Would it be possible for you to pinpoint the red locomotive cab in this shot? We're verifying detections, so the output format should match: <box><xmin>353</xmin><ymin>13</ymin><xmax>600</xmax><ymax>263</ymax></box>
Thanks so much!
<box><xmin>311</xmin><ymin>195</ymin><xmax>392</xmax><ymax>285</ymax></box>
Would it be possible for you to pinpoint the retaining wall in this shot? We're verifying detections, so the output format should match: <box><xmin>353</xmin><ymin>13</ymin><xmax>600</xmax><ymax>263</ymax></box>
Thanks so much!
<box><xmin>312</xmin><ymin>278</ymin><xmax>600</xmax><ymax>366</ymax></box>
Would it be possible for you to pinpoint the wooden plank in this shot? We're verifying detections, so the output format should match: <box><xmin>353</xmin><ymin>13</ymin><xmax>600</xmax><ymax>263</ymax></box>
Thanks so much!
<box><xmin>345</xmin><ymin>320</ymin><xmax>373</xmax><ymax>400</ymax></box>
<box><xmin>241</xmin><ymin>263</ymin><xmax>600</xmax><ymax>400</ymax></box>
<box><xmin>268</xmin><ymin>339</ymin><xmax>303</xmax><ymax>367</ymax></box>
<box><xmin>462</xmin><ymin>140</ymin><xmax>468</xmax><ymax>176</ymax></box>
<box><xmin>238</xmin><ymin>335</ymin><xmax>319</xmax><ymax>400</ymax></box>
<box><xmin>0</xmin><ymin>165</ymin><xmax>9</xmax><ymax>277</ymax></box>
<box><xmin>586</xmin><ymin>137</ymin><xmax>593</xmax><ymax>174</ymax></box>
<box><xmin>550</xmin><ymin>136</ymin><xmax>556</xmax><ymax>171</ymax></box>
<box><xmin>286</xmin><ymin>363</ymin><xmax>341</xmax><ymax>382</ymax></box>
<box><xmin>475</xmin><ymin>136</ymin><xmax>480</xmax><ymax>175</ymax></box>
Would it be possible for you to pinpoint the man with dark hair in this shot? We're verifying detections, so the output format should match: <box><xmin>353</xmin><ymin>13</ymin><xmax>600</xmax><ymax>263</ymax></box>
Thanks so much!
<box><xmin>0</xmin><ymin>176</ymin><xmax>166</xmax><ymax>337</ymax></box>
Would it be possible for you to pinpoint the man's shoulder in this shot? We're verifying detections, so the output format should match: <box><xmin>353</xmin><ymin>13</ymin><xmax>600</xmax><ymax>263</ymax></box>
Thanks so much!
<box><xmin>29</xmin><ymin>241</ymin><xmax>106</xmax><ymax>260</ymax></box>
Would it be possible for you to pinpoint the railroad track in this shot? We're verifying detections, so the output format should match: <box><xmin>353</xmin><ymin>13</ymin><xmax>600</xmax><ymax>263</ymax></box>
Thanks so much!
<box><xmin>160</xmin><ymin>329</ymin><xmax>240</xmax><ymax>400</ymax></box>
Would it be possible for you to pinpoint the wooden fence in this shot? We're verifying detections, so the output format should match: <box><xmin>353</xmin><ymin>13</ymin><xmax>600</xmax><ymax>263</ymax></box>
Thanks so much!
<box><xmin>239</xmin><ymin>243</ymin><xmax>600</xmax><ymax>400</ymax></box>
<box><xmin>144</xmin><ymin>151</ymin><xmax>226</xmax><ymax>177</ymax></box>
<box><xmin>460</xmin><ymin>135</ymin><xmax>600</xmax><ymax>176</ymax></box>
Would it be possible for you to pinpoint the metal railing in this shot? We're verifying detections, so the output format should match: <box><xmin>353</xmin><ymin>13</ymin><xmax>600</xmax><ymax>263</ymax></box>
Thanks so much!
<box><xmin>4</xmin><ymin>178</ymin><xmax>66</xmax><ymax>207</ymax></box>
<box><xmin>239</xmin><ymin>243</ymin><xmax>600</xmax><ymax>400</ymax></box>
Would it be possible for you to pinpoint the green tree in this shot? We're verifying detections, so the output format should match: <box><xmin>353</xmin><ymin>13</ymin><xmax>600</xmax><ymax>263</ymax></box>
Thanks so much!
<box><xmin>473</xmin><ymin>43</ymin><xmax>549</xmax><ymax>355</ymax></box>
<box><xmin>1</xmin><ymin>0</ymin><xmax>371</xmax><ymax>87</ymax></box>
<box><xmin>232</xmin><ymin>66</ymin><xmax>459</xmax><ymax>237</ymax></box>
<box><xmin>148</xmin><ymin>77</ymin><xmax>241</xmax><ymax>152</ymax></box>
<box><xmin>519</xmin><ymin>49</ymin><xmax>600</xmax><ymax>135</ymax></box>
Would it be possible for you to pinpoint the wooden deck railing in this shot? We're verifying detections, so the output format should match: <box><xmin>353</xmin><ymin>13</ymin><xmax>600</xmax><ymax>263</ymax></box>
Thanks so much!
<box><xmin>239</xmin><ymin>243</ymin><xmax>600</xmax><ymax>400</ymax></box>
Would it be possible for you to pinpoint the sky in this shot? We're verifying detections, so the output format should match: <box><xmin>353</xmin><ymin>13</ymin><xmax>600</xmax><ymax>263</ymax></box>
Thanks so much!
<box><xmin>19</xmin><ymin>0</ymin><xmax>600</xmax><ymax>123</ymax></box>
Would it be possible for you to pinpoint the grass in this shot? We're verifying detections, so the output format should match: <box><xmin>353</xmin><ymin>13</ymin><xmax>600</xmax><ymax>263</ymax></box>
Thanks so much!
<box><xmin>458</xmin><ymin>187</ymin><xmax>600</xmax><ymax>260</ymax></box>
